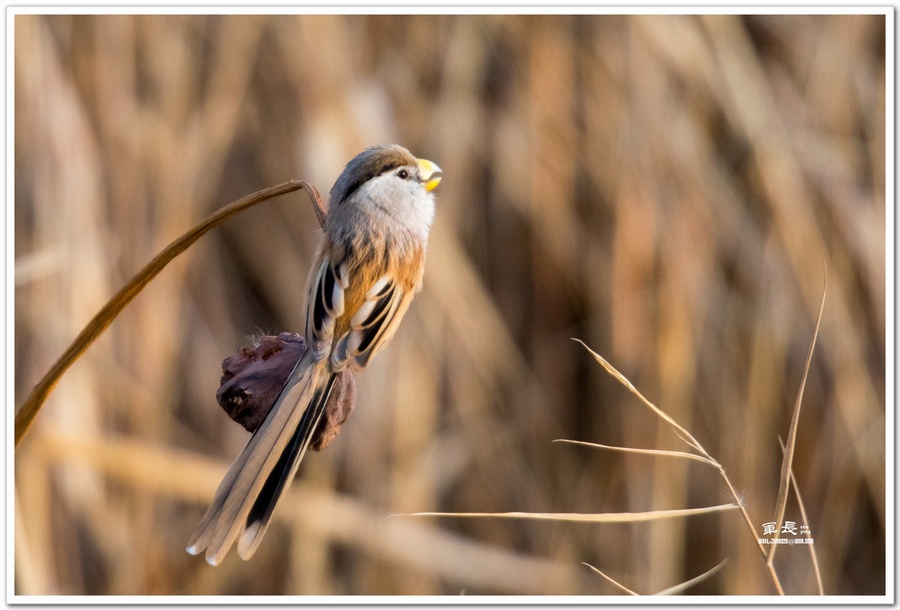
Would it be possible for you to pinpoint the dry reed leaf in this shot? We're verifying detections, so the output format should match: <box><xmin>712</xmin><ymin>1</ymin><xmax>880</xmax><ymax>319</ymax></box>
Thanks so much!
<box><xmin>571</xmin><ymin>339</ymin><xmax>708</xmax><ymax>457</ymax></box>
<box><xmin>768</xmin><ymin>270</ymin><xmax>827</xmax><ymax>565</ymax></box>
<box><xmin>403</xmin><ymin>503</ymin><xmax>739</xmax><ymax>523</ymax></box>
<box><xmin>574</xmin><ymin>338</ymin><xmax>780</xmax><ymax>590</ymax></box>
<box><xmin>583</xmin><ymin>558</ymin><xmax>727</xmax><ymax>596</ymax></box>
<box><xmin>553</xmin><ymin>438</ymin><xmax>716</xmax><ymax>466</ymax></box>
<box><xmin>581</xmin><ymin>562</ymin><xmax>638</xmax><ymax>595</ymax></box>
<box><xmin>779</xmin><ymin>437</ymin><xmax>825</xmax><ymax>595</ymax></box>
<box><xmin>575</xmin><ymin>340</ymin><xmax>765</xmax><ymax>544</ymax></box>
<box><xmin>653</xmin><ymin>559</ymin><xmax>728</xmax><ymax>595</ymax></box>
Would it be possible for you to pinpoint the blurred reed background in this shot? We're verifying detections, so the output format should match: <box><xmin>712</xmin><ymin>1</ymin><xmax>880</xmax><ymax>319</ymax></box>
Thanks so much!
<box><xmin>14</xmin><ymin>13</ymin><xmax>886</xmax><ymax>596</ymax></box>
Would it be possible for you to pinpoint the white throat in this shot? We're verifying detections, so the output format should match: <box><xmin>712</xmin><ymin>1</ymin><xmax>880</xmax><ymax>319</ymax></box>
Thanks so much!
<box><xmin>354</xmin><ymin>172</ymin><xmax>436</xmax><ymax>245</ymax></box>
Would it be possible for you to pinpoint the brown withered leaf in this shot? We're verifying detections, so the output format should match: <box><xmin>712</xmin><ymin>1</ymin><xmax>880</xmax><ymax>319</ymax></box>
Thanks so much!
<box><xmin>216</xmin><ymin>332</ymin><xmax>355</xmax><ymax>450</ymax></box>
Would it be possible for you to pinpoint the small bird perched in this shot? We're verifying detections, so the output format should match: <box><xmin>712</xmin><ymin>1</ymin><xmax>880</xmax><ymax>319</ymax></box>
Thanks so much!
<box><xmin>187</xmin><ymin>144</ymin><xmax>442</xmax><ymax>565</ymax></box>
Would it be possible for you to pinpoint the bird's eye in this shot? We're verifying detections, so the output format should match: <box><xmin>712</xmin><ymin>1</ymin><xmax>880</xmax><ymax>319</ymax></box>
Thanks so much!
<box><xmin>397</xmin><ymin>169</ymin><xmax>410</xmax><ymax>180</ymax></box>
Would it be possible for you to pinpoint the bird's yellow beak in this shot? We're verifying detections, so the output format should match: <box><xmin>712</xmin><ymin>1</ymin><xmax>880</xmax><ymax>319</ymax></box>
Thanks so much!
<box><xmin>418</xmin><ymin>159</ymin><xmax>442</xmax><ymax>192</ymax></box>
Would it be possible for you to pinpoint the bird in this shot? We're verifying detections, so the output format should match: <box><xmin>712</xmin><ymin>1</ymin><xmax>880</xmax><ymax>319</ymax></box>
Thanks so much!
<box><xmin>186</xmin><ymin>144</ymin><xmax>442</xmax><ymax>565</ymax></box>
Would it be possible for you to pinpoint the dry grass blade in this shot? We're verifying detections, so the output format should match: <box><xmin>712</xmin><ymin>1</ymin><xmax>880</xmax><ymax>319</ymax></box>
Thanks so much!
<box><xmin>653</xmin><ymin>559</ymin><xmax>728</xmax><ymax>595</ymax></box>
<box><xmin>779</xmin><ymin>437</ymin><xmax>825</xmax><ymax>595</ymax></box>
<box><xmin>553</xmin><ymin>438</ymin><xmax>716</xmax><ymax>466</ymax></box>
<box><xmin>14</xmin><ymin>180</ymin><xmax>322</xmax><ymax>448</ymax></box>
<box><xmin>581</xmin><ymin>562</ymin><xmax>638</xmax><ymax>595</ymax></box>
<box><xmin>402</xmin><ymin>503</ymin><xmax>738</xmax><ymax>523</ymax></box>
<box><xmin>572</xmin><ymin>339</ymin><xmax>708</xmax><ymax>457</ymax></box>
<box><xmin>581</xmin><ymin>558</ymin><xmax>727</xmax><ymax>596</ymax></box>
<box><xmin>767</xmin><ymin>270</ymin><xmax>826</xmax><ymax>564</ymax></box>
<box><xmin>576</xmin><ymin>339</ymin><xmax>772</xmax><ymax>585</ymax></box>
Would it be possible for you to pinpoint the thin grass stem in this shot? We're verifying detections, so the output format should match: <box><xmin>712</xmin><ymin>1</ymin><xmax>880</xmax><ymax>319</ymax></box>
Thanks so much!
<box><xmin>552</xmin><ymin>438</ymin><xmax>716</xmax><ymax>466</ymax></box>
<box><xmin>779</xmin><ymin>437</ymin><xmax>825</xmax><ymax>595</ymax></box>
<box><xmin>767</xmin><ymin>270</ymin><xmax>827</xmax><ymax>565</ymax></box>
<box><xmin>581</xmin><ymin>562</ymin><xmax>638</xmax><ymax>595</ymax></box>
<box><xmin>653</xmin><ymin>559</ymin><xmax>728</xmax><ymax>595</ymax></box>
<box><xmin>402</xmin><ymin>503</ymin><xmax>738</xmax><ymax>523</ymax></box>
<box><xmin>575</xmin><ymin>339</ymin><xmax>780</xmax><ymax>592</ymax></box>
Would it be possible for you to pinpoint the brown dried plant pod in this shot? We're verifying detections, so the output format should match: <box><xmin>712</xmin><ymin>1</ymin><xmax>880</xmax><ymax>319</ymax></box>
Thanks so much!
<box><xmin>216</xmin><ymin>333</ymin><xmax>356</xmax><ymax>450</ymax></box>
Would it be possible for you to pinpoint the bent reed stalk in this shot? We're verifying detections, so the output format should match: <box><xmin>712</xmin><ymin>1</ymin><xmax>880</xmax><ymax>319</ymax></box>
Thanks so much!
<box><xmin>14</xmin><ymin>181</ymin><xmax>324</xmax><ymax>448</ymax></box>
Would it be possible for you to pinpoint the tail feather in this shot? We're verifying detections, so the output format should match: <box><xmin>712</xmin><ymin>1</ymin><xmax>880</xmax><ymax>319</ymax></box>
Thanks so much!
<box><xmin>186</xmin><ymin>352</ymin><xmax>329</xmax><ymax>565</ymax></box>
<box><xmin>186</xmin><ymin>374</ymin><xmax>299</xmax><ymax>556</ymax></box>
<box><xmin>237</xmin><ymin>374</ymin><xmax>336</xmax><ymax>559</ymax></box>
<box><xmin>185</xmin><ymin>437</ymin><xmax>253</xmax><ymax>554</ymax></box>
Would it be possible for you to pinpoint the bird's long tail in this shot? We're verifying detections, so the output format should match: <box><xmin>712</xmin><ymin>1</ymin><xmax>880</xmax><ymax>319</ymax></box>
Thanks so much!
<box><xmin>186</xmin><ymin>350</ymin><xmax>335</xmax><ymax>565</ymax></box>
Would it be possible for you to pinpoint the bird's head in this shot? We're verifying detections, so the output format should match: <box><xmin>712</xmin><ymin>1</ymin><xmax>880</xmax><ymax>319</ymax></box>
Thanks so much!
<box><xmin>329</xmin><ymin>144</ymin><xmax>442</xmax><ymax>208</ymax></box>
